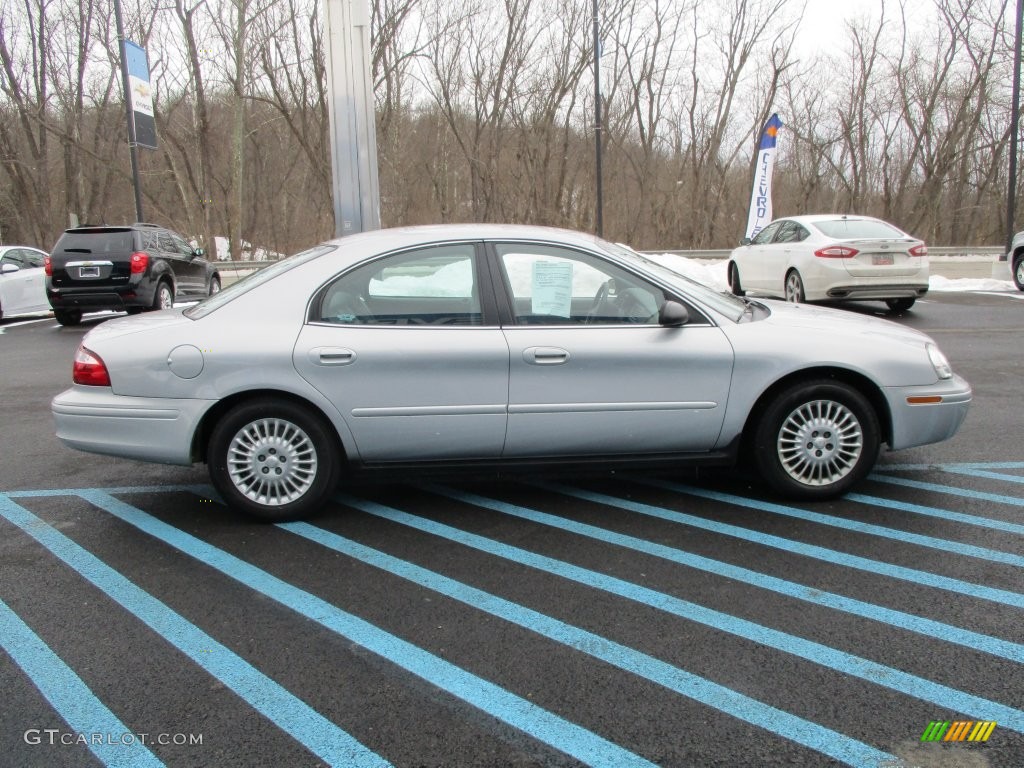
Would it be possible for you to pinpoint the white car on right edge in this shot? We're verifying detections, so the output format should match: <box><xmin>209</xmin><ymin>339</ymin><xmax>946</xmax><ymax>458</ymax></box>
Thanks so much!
<box><xmin>727</xmin><ymin>214</ymin><xmax>929</xmax><ymax>312</ymax></box>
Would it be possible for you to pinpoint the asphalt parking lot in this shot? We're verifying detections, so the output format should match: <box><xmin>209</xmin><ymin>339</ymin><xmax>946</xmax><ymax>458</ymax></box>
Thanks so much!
<box><xmin>1</xmin><ymin>290</ymin><xmax>1022</xmax><ymax>768</ymax></box>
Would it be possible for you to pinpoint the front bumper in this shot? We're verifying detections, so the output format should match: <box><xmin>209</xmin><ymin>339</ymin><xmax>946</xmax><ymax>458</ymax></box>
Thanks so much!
<box><xmin>52</xmin><ymin>386</ymin><xmax>215</xmax><ymax>465</ymax></box>
<box><xmin>884</xmin><ymin>374</ymin><xmax>972</xmax><ymax>450</ymax></box>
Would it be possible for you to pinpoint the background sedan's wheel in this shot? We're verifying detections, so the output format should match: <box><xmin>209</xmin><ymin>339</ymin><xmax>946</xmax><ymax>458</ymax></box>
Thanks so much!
<box><xmin>784</xmin><ymin>270</ymin><xmax>805</xmax><ymax>303</ymax></box>
<box><xmin>885</xmin><ymin>297</ymin><xmax>916</xmax><ymax>312</ymax></box>
<box><xmin>208</xmin><ymin>398</ymin><xmax>340</xmax><ymax>522</ymax></box>
<box><xmin>54</xmin><ymin>309</ymin><xmax>82</xmax><ymax>326</ymax></box>
<box><xmin>1014</xmin><ymin>254</ymin><xmax>1024</xmax><ymax>291</ymax></box>
<box><xmin>753</xmin><ymin>379</ymin><xmax>880</xmax><ymax>500</ymax></box>
<box><xmin>152</xmin><ymin>281</ymin><xmax>174</xmax><ymax>311</ymax></box>
<box><xmin>728</xmin><ymin>263</ymin><xmax>745</xmax><ymax>296</ymax></box>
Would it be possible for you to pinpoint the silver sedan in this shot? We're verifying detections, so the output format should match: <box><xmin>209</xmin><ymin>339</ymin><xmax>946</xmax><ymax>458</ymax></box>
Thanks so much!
<box><xmin>52</xmin><ymin>224</ymin><xmax>971</xmax><ymax>521</ymax></box>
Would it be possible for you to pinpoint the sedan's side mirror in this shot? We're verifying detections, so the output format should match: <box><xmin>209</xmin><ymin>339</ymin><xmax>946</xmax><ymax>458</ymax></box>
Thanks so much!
<box><xmin>0</xmin><ymin>263</ymin><xmax>19</xmax><ymax>274</ymax></box>
<box><xmin>740</xmin><ymin>237</ymin><xmax>751</xmax><ymax>246</ymax></box>
<box><xmin>659</xmin><ymin>300</ymin><xmax>689</xmax><ymax>327</ymax></box>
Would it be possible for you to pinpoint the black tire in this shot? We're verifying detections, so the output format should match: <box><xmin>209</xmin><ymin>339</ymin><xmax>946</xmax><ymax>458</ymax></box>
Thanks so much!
<box><xmin>728</xmin><ymin>263</ymin><xmax>745</xmax><ymax>296</ymax></box>
<box><xmin>784</xmin><ymin>270</ymin><xmax>805</xmax><ymax>303</ymax></box>
<box><xmin>885</xmin><ymin>297</ymin><xmax>916</xmax><ymax>313</ymax></box>
<box><xmin>54</xmin><ymin>309</ymin><xmax>83</xmax><ymax>326</ymax></box>
<box><xmin>208</xmin><ymin>398</ymin><xmax>341</xmax><ymax>522</ymax></box>
<box><xmin>126</xmin><ymin>307</ymin><xmax>145</xmax><ymax>315</ymax></box>
<box><xmin>151</xmin><ymin>281</ymin><xmax>174</xmax><ymax>311</ymax></box>
<box><xmin>1014</xmin><ymin>254</ymin><xmax>1024</xmax><ymax>292</ymax></box>
<box><xmin>752</xmin><ymin>379</ymin><xmax>880</xmax><ymax>500</ymax></box>
<box><xmin>209</xmin><ymin>276</ymin><xmax>221</xmax><ymax>296</ymax></box>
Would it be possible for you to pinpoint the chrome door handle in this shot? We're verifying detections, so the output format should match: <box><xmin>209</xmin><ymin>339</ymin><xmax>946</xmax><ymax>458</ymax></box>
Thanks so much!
<box><xmin>524</xmin><ymin>347</ymin><xmax>570</xmax><ymax>365</ymax></box>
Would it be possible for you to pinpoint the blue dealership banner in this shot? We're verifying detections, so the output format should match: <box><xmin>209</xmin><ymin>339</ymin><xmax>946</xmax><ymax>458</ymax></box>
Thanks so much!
<box><xmin>124</xmin><ymin>40</ymin><xmax>157</xmax><ymax>150</ymax></box>
<box><xmin>744</xmin><ymin>113</ymin><xmax>783</xmax><ymax>240</ymax></box>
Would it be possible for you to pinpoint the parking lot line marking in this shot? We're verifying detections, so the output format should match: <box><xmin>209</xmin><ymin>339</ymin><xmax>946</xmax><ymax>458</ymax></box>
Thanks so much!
<box><xmin>283</xmin><ymin>520</ymin><xmax>897</xmax><ymax>768</ymax></box>
<box><xmin>0</xmin><ymin>494</ymin><xmax>391</xmax><ymax>768</ymax></box>
<box><xmin>542</xmin><ymin>483</ymin><xmax>1024</xmax><ymax>610</ymax></box>
<box><xmin>868</xmin><ymin>475</ymin><xmax>1024</xmax><ymax>507</ymax></box>
<box><xmin>0</xmin><ymin>598</ymin><xmax>165</xmax><ymax>768</ymax></box>
<box><xmin>846</xmin><ymin>493</ymin><xmax>1024</xmax><ymax>535</ymax></box>
<box><xmin>77</xmin><ymin>490</ymin><xmax>658</xmax><ymax>768</ymax></box>
<box><xmin>461</xmin><ymin>483</ymin><xmax>1024</xmax><ymax>663</ymax></box>
<box><xmin>929</xmin><ymin>466</ymin><xmax>1024</xmax><ymax>485</ymax></box>
<box><xmin>634</xmin><ymin>478</ymin><xmax>1024</xmax><ymax>568</ymax></box>
<box><xmin>346</xmin><ymin>492</ymin><xmax>1024</xmax><ymax>735</ymax></box>
<box><xmin>876</xmin><ymin>462</ymin><xmax>1024</xmax><ymax>472</ymax></box>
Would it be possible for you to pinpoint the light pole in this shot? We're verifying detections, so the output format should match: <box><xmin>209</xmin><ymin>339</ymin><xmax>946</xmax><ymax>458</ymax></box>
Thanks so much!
<box><xmin>1005</xmin><ymin>0</ymin><xmax>1023</xmax><ymax>256</ymax></box>
<box><xmin>592</xmin><ymin>0</ymin><xmax>604</xmax><ymax>238</ymax></box>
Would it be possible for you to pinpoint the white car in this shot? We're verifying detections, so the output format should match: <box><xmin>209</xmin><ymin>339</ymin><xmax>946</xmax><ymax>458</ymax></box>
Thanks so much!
<box><xmin>727</xmin><ymin>215</ymin><xmax>929</xmax><ymax>312</ymax></box>
<box><xmin>0</xmin><ymin>246</ymin><xmax>50</xmax><ymax>320</ymax></box>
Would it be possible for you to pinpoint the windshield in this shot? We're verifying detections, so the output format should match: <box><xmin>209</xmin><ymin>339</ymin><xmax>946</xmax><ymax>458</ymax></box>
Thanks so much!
<box><xmin>813</xmin><ymin>219</ymin><xmax>907</xmax><ymax>239</ymax></box>
<box><xmin>599</xmin><ymin>239</ymin><xmax>747</xmax><ymax>322</ymax></box>
<box><xmin>184</xmin><ymin>244</ymin><xmax>336</xmax><ymax>319</ymax></box>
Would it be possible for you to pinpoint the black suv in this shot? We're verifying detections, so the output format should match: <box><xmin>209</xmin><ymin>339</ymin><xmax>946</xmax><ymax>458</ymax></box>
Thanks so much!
<box><xmin>46</xmin><ymin>223</ymin><xmax>220</xmax><ymax>325</ymax></box>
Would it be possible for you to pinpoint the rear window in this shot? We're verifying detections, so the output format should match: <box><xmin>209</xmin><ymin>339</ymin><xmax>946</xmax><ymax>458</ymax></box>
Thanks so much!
<box><xmin>812</xmin><ymin>219</ymin><xmax>906</xmax><ymax>239</ymax></box>
<box><xmin>55</xmin><ymin>230</ymin><xmax>134</xmax><ymax>254</ymax></box>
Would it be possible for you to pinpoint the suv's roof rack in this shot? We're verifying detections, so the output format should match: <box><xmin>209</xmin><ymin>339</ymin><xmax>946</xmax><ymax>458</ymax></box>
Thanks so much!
<box><xmin>132</xmin><ymin>222</ymin><xmax>164</xmax><ymax>229</ymax></box>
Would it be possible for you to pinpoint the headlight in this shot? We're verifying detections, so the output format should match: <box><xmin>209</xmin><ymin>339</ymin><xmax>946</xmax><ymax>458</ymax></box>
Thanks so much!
<box><xmin>926</xmin><ymin>343</ymin><xmax>952</xmax><ymax>380</ymax></box>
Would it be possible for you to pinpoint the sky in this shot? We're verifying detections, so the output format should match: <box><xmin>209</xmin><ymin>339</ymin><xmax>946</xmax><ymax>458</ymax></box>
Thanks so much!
<box><xmin>795</xmin><ymin>0</ymin><xmax>932</xmax><ymax>56</ymax></box>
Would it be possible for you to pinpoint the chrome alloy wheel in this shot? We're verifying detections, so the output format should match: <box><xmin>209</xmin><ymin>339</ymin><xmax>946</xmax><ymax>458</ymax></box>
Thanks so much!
<box><xmin>776</xmin><ymin>399</ymin><xmax>863</xmax><ymax>486</ymax></box>
<box><xmin>227</xmin><ymin>418</ymin><xmax>319</xmax><ymax>506</ymax></box>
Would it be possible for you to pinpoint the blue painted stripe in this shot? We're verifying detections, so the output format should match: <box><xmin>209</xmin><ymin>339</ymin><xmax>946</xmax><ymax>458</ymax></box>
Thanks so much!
<box><xmin>0</xmin><ymin>494</ymin><xmax>391</xmax><ymax>768</ymax></box>
<box><xmin>542</xmin><ymin>482</ymin><xmax>1024</xmax><ymax>609</ymax></box>
<box><xmin>926</xmin><ymin>467</ymin><xmax>1024</xmax><ymax>486</ymax></box>
<box><xmin>634</xmin><ymin>478</ymin><xmax>1024</xmax><ymax>568</ymax></box>
<box><xmin>76</xmin><ymin>490</ymin><xmax>657</xmax><ymax>768</ymax></box>
<box><xmin>0</xmin><ymin>598</ymin><xmax>164</xmax><ymax>768</ymax></box>
<box><xmin>846</xmin><ymin>493</ymin><xmax>1024</xmax><ymax>536</ymax></box>
<box><xmin>876</xmin><ymin>462</ymin><xmax>1024</xmax><ymax>472</ymax></box>
<box><xmin>869</xmin><ymin>475</ymin><xmax>1024</xmax><ymax>507</ymax></box>
<box><xmin>6</xmin><ymin>485</ymin><xmax>211</xmax><ymax>499</ymax></box>
<box><xmin>283</xmin><ymin>520</ymin><xmax>896</xmax><ymax>767</ymax></box>
<box><xmin>345</xmin><ymin>492</ymin><xmax>1024</xmax><ymax>734</ymax></box>
<box><xmin>419</xmin><ymin>484</ymin><xmax>1024</xmax><ymax>663</ymax></box>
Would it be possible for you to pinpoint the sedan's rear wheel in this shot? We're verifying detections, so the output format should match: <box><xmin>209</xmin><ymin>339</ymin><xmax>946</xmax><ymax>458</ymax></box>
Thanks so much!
<box><xmin>208</xmin><ymin>399</ymin><xmax>340</xmax><ymax>522</ymax></box>
<box><xmin>753</xmin><ymin>380</ymin><xmax>879</xmax><ymax>500</ymax></box>
<box><xmin>1014</xmin><ymin>254</ymin><xmax>1024</xmax><ymax>292</ymax></box>
<box><xmin>784</xmin><ymin>270</ymin><xmax>805</xmax><ymax>303</ymax></box>
<box><xmin>728</xmin><ymin>263</ymin><xmax>745</xmax><ymax>296</ymax></box>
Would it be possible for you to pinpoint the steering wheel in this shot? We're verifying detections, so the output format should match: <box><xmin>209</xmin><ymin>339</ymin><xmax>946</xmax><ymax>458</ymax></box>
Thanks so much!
<box><xmin>586</xmin><ymin>279</ymin><xmax>615</xmax><ymax>323</ymax></box>
<box><xmin>615</xmin><ymin>287</ymin><xmax>656</xmax><ymax>323</ymax></box>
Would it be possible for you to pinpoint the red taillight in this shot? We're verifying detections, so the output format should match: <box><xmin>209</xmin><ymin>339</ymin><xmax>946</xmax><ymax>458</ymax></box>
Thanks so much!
<box><xmin>73</xmin><ymin>346</ymin><xmax>111</xmax><ymax>386</ymax></box>
<box><xmin>130</xmin><ymin>251</ymin><xmax>149</xmax><ymax>274</ymax></box>
<box><xmin>44</xmin><ymin>255</ymin><xmax>52</xmax><ymax>276</ymax></box>
<box><xmin>814</xmin><ymin>246</ymin><xmax>859</xmax><ymax>258</ymax></box>
<box><xmin>909</xmin><ymin>244</ymin><xmax>928</xmax><ymax>257</ymax></box>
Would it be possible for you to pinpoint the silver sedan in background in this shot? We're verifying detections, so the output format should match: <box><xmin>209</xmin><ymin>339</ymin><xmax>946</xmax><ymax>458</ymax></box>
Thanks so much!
<box><xmin>52</xmin><ymin>224</ymin><xmax>971</xmax><ymax>521</ymax></box>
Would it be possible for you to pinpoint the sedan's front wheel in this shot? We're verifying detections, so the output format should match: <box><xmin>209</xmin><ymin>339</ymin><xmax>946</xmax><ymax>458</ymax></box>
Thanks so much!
<box><xmin>753</xmin><ymin>380</ymin><xmax>880</xmax><ymax>500</ymax></box>
<box><xmin>1014</xmin><ymin>254</ymin><xmax>1024</xmax><ymax>292</ymax></box>
<box><xmin>208</xmin><ymin>399</ymin><xmax>341</xmax><ymax>522</ymax></box>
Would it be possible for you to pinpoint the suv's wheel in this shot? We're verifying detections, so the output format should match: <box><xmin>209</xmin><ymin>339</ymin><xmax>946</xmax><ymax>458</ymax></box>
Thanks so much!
<box><xmin>753</xmin><ymin>379</ymin><xmax>880</xmax><ymax>500</ymax></box>
<box><xmin>208</xmin><ymin>398</ymin><xmax>341</xmax><ymax>522</ymax></box>
<box><xmin>152</xmin><ymin>281</ymin><xmax>174</xmax><ymax>311</ymax></box>
<box><xmin>1014</xmin><ymin>253</ymin><xmax>1024</xmax><ymax>292</ymax></box>
<box><xmin>885</xmin><ymin>297</ymin><xmax>916</xmax><ymax>312</ymax></box>
<box><xmin>54</xmin><ymin>309</ymin><xmax>83</xmax><ymax>326</ymax></box>
<box><xmin>209</xmin><ymin>276</ymin><xmax>221</xmax><ymax>296</ymax></box>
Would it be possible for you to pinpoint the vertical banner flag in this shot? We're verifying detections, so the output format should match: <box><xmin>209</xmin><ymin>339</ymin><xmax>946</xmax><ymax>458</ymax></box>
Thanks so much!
<box><xmin>124</xmin><ymin>41</ymin><xmax>157</xmax><ymax>150</ymax></box>
<box><xmin>744</xmin><ymin>113</ymin><xmax>783</xmax><ymax>240</ymax></box>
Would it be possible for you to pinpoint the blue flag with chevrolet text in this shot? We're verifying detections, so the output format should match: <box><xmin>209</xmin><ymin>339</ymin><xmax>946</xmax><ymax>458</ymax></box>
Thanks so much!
<box><xmin>124</xmin><ymin>40</ymin><xmax>157</xmax><ymax>150</ymax></box>
<box><xmin>745</xmin><ymin>113</ymin><xmax>783</xmax><ymax>240</ymax></box>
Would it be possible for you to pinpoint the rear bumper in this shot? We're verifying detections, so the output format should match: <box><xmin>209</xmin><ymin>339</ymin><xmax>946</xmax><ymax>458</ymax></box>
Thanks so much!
<box><xmin>47</xmin><ymin>280</ymin><xmax>157</xmax><ymax>310</ymax></box>
<box><xmin>52</xmin><ymin>386</ymin><xmax>214</xmax><ymax>465</ymax></box>
<box><xmin>826</xmin><ymin>284</ymin><xmax>929</xmax><ymax>300</ymax></box>
<box><xmin>884</xmin><ymin>375</ymin><xmax>972</xmax><ymax>450</ymax></box>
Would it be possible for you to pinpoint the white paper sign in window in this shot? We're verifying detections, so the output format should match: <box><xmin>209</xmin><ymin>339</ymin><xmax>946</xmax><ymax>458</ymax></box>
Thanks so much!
<box><xmin>531</xmin><ymin>260</ymin><xmax>573</xmax><ymax>318</ymax></box>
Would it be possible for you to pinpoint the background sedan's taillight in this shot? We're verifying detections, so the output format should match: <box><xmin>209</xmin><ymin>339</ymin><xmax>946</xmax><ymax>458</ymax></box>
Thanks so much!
<box><xmin>909</xmin><ymin>244</ymin><xmax>928</xmax><ymax>257</ymax></box>
<box><xmin>130</xmin><ymin>252</ymin><xmax>149</xmax><ymax>274</ymax></box>
<box><xmin>73</xmin><ymin>346</ymin><xmax>111</xmax><ymax>386</ymax></box>
<box><xmin>814</xmin><ymin>246</ymin><xmax>859</xmax><ymax>258</ymax></box>
<box><xmin>44</xmin><ymin>255</ymin><xmax>52</xmax><ymax>276</ymax></box>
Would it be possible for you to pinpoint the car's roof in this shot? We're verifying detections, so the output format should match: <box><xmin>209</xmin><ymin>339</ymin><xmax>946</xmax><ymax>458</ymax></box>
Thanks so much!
<box><xmin>774</xmin><ymin>214</ymin><xmax>888</xmax><ymax>225</ymax></box>
<box><xmin>320</xmin><ymin>223</ymin><xmax>607</xmax><ymax>253</ymax></box>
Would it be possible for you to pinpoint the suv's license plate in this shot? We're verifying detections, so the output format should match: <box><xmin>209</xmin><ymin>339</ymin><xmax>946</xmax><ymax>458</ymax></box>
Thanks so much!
<box><xmin>871</xmin><ymin>254</ymin><xmax>894</xmax><ymax>266</ymax></box>
<box><xmin>78</xmin><ymin>266</ymin><xmax>100</xmax><ymax>278</ymax></box>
